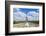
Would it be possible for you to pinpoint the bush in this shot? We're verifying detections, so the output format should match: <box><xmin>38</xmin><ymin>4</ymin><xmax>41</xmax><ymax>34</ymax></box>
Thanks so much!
<box><xmin>13</xmin><ymin>21</ymin><xmax>15</xmax><ymax>24</ymax></box>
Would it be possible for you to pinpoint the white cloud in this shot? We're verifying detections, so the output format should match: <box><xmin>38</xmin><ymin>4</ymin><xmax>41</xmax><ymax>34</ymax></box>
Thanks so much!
<box><xmin>27</xmin><ymin>11</ymin><xmax>39</xmax><ymax>21</ymax></box>
<box><xmin>13</xmin><ymin>11</ymin><xmax>39</xmax><ymax>21</ymax></box>
<box><xmin>13</xmin><ymin>12</ymin><xmax>26</xmax><ymax>21</ymax></box>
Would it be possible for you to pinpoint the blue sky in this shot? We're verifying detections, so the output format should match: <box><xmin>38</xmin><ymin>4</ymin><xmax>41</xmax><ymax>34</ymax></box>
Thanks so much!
<box><xmin>13</xmin><ymin>8</ymin><xmax>39</xmax><ymax>13</ymax></box>
<box><xmin>13</xmin><ymin>8</ymin><xmax>39</xmax><ymax>21</ymax></box>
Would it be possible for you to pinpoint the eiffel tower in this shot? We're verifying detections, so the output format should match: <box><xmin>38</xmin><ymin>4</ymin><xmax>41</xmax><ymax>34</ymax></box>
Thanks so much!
<box><xmin>25</xmin><ymin>12</ymin><xmax>29</xmax><ymax>27</ymax></box>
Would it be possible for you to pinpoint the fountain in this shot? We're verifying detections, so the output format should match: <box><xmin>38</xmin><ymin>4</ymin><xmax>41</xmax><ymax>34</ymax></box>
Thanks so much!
<box><xmin>25</xmin><ymin>22</ymin><xmax>29</xmax><ymax>27</ymax></box>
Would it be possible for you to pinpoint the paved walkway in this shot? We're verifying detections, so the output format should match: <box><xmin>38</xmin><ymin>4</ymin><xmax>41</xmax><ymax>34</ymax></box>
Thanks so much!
<box><xmin>13</xmin><ymin>22</ymin><xmax>39</xmax><ymax>28</ymax></box>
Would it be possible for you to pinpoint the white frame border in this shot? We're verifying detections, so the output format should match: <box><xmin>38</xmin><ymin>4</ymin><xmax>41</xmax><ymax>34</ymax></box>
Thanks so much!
<box><xmin>9</xmin><ymin>5</ymin><xmax>43</xmax><ymax>33</ymax></box>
